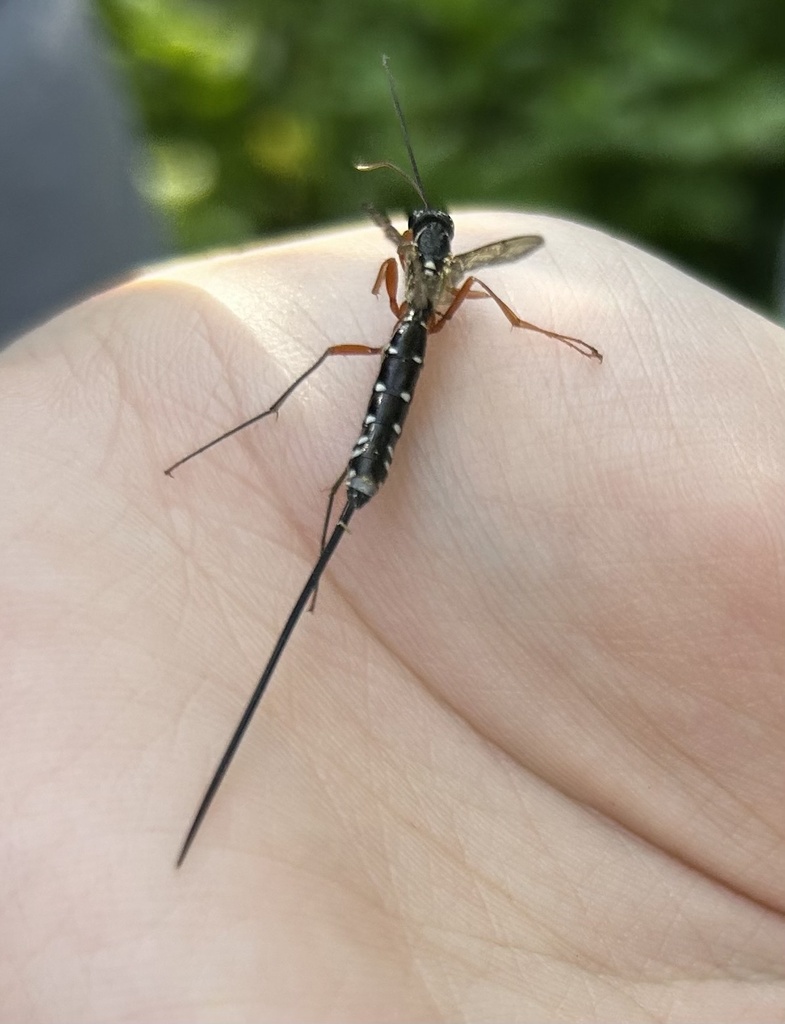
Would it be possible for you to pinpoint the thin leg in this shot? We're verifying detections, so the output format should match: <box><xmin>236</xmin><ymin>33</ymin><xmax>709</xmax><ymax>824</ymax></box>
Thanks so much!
<box><xmin>309</xmin><ymin>468</ymin><xmax>347</xmax><ymax>612</ymax></box>
<box><xmin>164</xmin><ymin>344</ymin><xmax>384</xmax><ymax>476</ymax></box>
<box><xmin>371</xmin><ymin>257</ymin><xmax>405</xmax><ymax>318</ymax></box>
<box><xmin>320</xmin><ymin>470</ymin><xmax>348</xmax><ymax>555</ymax></box>
<box><xmin>432</xmin><ymin>276</ymin><xmax>602</xmax><ymax>361</ymax></box>
<box><xmin>361</xmin><ymin>202</ymin><xmax>405</xmax><ymax>249</ymax></box>
<box><xmin>428</xmin><ymin>278</ymin><xmax>471</xmax><ymax>334</ymax></box>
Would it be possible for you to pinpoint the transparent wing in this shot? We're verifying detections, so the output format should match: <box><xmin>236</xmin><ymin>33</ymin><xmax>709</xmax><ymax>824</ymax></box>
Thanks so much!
<box><xmin>451</xmin><ymin>235</ymin><xmax>544</xmax><ymax>280</ymax></box>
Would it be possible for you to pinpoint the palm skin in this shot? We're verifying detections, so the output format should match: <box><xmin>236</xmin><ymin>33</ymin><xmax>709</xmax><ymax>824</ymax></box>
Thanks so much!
<box><xmin>1</xmin><ymin>213</ymin><xmax>784</xmax><ymax>1022</ymax></box>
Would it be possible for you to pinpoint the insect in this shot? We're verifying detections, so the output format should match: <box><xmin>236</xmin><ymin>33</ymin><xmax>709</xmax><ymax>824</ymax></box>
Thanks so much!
<box><xmin>170</xmin><ymin>56</ymin><xmax>602</xmax><ymax>867</ymax></box>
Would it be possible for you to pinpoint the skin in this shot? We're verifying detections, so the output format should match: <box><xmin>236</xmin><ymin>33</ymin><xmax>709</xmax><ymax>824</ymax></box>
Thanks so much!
<box><xmin>1</xmin><ymin>212</ymin><xmax>784</xmax><ymax>1022</ymax></box>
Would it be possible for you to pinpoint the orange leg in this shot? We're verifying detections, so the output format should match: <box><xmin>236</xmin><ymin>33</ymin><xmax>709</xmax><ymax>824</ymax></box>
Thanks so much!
<box><xmin>371</xmin><ymin>258</ymin><xmax>406</xmax><ymax>318</ymax></box>
<box><xmin>432</xmin><ymin>276</ymin><xmax>602</xmax><ymax>361</ymax></box>
<box><xmin>164</xmin><ymin>343</ymin><xmax>384</xmax><ymax>475</ymax></box>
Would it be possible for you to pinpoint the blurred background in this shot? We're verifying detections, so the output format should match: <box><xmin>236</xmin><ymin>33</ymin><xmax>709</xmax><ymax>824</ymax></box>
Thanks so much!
<box><xmin>3</xmin><ymin>0</ymin><xmax>785</xmax><ymax>344</ymax></box>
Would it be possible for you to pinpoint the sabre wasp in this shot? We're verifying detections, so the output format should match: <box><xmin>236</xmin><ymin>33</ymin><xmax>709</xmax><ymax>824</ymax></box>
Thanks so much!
<box><xmin>170</xmin><ymin>56</ymin><xmax>602</xmax><ymax>867</ymax></box>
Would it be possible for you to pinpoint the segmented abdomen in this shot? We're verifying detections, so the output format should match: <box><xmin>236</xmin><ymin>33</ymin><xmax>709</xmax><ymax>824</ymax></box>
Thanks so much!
<box><xmin>347</xmin><ymin>314</ymin><xmax>427</xmax><ymax>507</ymax></box>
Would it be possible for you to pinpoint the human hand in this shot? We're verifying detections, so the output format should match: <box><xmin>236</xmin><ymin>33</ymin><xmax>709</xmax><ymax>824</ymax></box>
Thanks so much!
<box><xmin>2</xmin><ymin>213</ymin><xmax>783</xmax><ymax>1021</ymax></box>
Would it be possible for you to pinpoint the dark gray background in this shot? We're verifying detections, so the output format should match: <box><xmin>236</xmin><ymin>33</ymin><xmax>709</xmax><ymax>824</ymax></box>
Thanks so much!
<box><xmin>0</xmin><ymin>0</ymin><xmax>165</xmax><ymax>348</ymax></box>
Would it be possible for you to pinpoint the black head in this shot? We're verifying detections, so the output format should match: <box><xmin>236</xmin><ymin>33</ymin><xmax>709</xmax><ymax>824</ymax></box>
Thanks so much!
<box><xmin>409</xmin><ymin>209</ymin><xmax>454</xmax><ymax>267</ymax></box>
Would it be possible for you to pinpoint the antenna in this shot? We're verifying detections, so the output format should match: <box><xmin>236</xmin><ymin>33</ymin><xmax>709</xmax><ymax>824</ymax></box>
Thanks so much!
<box><xmin>382</xmin><ymin>54</ymin><xmax>429</xmax><ymax>206</ymax></box>
<box><xmin>354</xmin><ymin>160</ymin><xmax>427</xmax><ymax>206</ymax></box>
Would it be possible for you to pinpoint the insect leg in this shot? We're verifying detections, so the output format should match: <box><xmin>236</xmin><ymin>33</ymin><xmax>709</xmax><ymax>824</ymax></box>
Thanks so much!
<box><xmin>320</xmin><ymin>469</ymin><xmax>349</xmax><ymax>555</ymax></box>
<box><xmin>309</xmin><ymin>468</ymin><xmax>348</xmax><ymax>612</ymax></box>
<box><xmin>164</xmin><ymin>344</ymin><xmax>385</xmax><ymax>476</ymax></box>
<box><xmin>429</xmin><ymin>277</ymin><xmax>496</xmax><ymax>335</ymax></box>
<box><xmin>433</xmin><ymin>277</ymin><xmax>602</xmax><ymax>361</ymax></box>
<box><xmin>371</xmin><ymin>257</ymin><xmax>406</xmax><ymax>318</ymax></box>
<box><xmin>361</xmin><ymin>201</ymin><xmax>406</xmax><ymax>248</ymax></box>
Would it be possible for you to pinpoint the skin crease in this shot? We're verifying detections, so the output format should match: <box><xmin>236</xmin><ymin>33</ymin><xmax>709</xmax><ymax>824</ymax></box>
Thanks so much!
<box><xmin>0</xmin><ymin>211</ymin><xmax>784</xmax><ymax>1022</ymax></box>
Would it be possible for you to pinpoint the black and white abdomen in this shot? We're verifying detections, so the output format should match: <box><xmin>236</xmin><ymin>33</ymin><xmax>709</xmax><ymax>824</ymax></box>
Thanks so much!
<box><xmin>347</xmin><ymin>314</ymin><xmax>427</xmax><ymax>508</ymax></box>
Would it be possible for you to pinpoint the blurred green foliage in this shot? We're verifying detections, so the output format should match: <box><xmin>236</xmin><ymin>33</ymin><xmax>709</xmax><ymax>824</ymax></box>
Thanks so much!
<box><xmin>95</xmin><ymin>0</ymin><xmax>785</xmax><ymax>309</ymax></box>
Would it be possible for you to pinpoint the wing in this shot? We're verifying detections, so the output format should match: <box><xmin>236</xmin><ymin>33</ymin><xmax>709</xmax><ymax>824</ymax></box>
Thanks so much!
<box><xmin>451</xmin><ymin>234</ymin><xmax>544</xmax><ymax>281</ymax></box>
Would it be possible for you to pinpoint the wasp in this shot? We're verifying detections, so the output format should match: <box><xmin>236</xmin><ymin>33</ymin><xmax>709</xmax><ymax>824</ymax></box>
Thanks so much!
<box><xmin>170</xmin><ymin>56</ymin><xmax>602</xmax><ymax>866</ymax></box>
